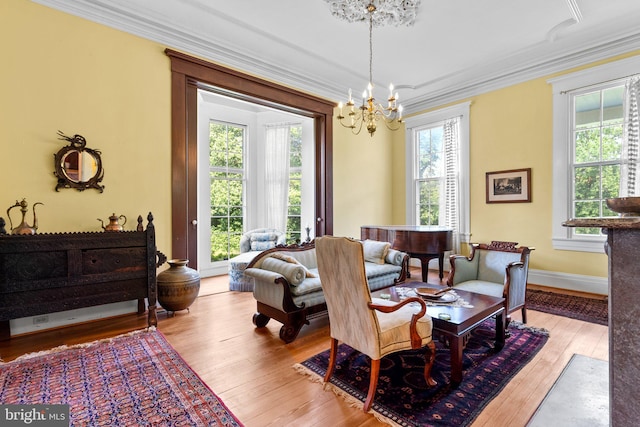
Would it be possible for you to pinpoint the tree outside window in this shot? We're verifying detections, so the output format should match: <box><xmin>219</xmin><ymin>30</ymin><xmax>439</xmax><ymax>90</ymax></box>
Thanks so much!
<box><xmin>416</xmin><ymin>125</ymin><xmax>445</xmax><ymax>225</ymax></box>
<box><xmin>572</xmin><ymin>85</ymin><xmax>624</xmax><ymax>235</ymax></box>
<box><xmin>209</xmin><ymin>121</ymin><xmax>245</xmax><ymax>261</ymax></box>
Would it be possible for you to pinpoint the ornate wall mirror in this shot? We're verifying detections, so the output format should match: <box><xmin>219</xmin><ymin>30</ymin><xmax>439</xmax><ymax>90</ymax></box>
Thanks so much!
<box><xmin>53</xmin><ymin>131</ymin><xmax>104</xmax><ymax>192</ymax></box>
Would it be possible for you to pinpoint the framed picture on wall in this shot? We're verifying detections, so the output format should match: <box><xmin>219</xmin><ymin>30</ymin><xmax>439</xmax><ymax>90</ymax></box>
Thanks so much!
<box><xmin>486</xmin><ymin>168</ymin><xmax>531</xmax><ymax>203</ymax></box>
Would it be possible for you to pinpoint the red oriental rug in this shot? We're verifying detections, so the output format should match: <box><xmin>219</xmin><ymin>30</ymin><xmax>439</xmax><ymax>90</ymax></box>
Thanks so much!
<box><xmin>526</xmin><ymin>289</ymin><xmax>608</xmax><ymax>325</ymax></box>
<box><xmin>0</xmin><ymin>329</ymin><xmax>242</xmax><ymax>426</ymax></box>
<box><xmin>295</xmin><ymin>321</ymin><xmax>548</xmax><ymax>427</ymax></box>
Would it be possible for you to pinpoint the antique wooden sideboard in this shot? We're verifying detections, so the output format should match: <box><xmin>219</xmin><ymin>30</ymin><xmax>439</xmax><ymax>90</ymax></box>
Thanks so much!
<box><xmin>0</xmin><ymin>213</ymin><xmax>159</xmax><ymax>340</ymax></box>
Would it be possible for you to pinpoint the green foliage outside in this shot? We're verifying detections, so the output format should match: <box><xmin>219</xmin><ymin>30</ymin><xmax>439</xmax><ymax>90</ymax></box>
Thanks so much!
<box><xmin>208</xmin><ymin>122</ymin><xmax>304</xmax><ymax>262</ymax></box>
<box><xmin>417</xmin><ymin>126</ymin><xmax>444</xmax><ymax>225</ymax></box>
<box><xmin>209</xmin><ymin>122</ymin><xmax>245</xmax><ymax>261</ymax></box>
<box><xmin>287</xmin><ymin>126</ymin><xmax>303</xmax><ymax>243</ymax></box>
<box><xmin>573</xmin><ymin>87</ymin><xmax>624</xmax><ymax>235</ymax></box>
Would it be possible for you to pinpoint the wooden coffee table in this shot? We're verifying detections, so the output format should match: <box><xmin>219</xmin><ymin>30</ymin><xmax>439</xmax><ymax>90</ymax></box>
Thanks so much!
<box><xmin>373</xmin><ymin>281</ymin><xmax>506</xmax><ymax>385</ymax></box>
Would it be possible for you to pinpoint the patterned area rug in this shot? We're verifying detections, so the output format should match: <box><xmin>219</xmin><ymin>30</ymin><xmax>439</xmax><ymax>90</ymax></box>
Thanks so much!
<box><xmin>0</xmin><ymin>329</ymin><xmax>243</xmax><ymax>426</ymax></box>
<box><xmin>295</xmin><ymin>321</ymin><xmax>548</xmax><ymax>427</ymax></box>
<box><xmin>526</xmin><ymin>289</ymin><xmax>608</xmax><ymax>325</ymax></box>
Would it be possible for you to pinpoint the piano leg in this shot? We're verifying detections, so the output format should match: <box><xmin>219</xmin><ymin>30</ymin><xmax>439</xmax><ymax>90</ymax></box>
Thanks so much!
<box><xmin>412</xmin><ymin>253</ymin><xmax>446</xmax><ymax>282</ymax></box>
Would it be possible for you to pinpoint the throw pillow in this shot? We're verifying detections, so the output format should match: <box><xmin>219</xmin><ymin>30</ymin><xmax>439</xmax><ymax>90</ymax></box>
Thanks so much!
<box><xmin>251</xmin><ymin>241</ymin><xmax>276</xmax><ymax>251</ymax></box>
<box><xmin>250</xmin><ymin>232</ymin><xmax>277</xmax><ymax>242</ymax></box>
<box><xmin>261</xmin><ymin>257</ymin><xmax>306</xmax><ymax>286</ymax></box>
<box><xmin>362</xmin><ymin>239</ymin><xmax>391</xmax><ymax>264</ymax></box>
<box><xmin>270</xmin><ymin>252</ymin><xmax>317</xmax><ymax>278</ymax></box>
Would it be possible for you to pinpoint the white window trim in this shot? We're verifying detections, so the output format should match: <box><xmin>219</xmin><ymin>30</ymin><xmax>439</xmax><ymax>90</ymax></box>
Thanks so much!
<box><xmin>548</xmin><ymin>55</ymin><xmax>640</xmax><ymax>253</ymax></box>
<box><xmin>404</xmin><ymin>102</ymin><xmax>471</xmax><ymax>244</ymax></box>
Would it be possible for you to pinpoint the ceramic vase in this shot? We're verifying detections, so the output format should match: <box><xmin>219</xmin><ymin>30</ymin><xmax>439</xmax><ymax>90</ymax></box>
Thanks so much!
<box><xmin>157</xmin><ymin>259</ymin><xmax>200</xmax><ymax>312</ymax></box>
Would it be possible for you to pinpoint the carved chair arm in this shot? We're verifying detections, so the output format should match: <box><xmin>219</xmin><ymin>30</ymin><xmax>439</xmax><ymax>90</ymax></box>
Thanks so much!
<box><xmin>369</xmin><ymin>297</ymin><xmax>428</xmax><ymax>349</ymax></box>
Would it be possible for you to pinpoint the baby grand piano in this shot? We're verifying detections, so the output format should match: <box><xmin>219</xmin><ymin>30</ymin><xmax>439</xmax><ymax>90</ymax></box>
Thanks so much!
<box><xmin>361</xmin><ymin>225</ymin><xmax>453</xmax><ymax>281</ymax></box>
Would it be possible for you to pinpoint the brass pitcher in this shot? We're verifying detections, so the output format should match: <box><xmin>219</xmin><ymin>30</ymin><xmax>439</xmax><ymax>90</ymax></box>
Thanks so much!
<box><xmin>98</xmin><ymin>213</ymin><xmax>127</xmax><ymax>232</ymax></box>
<box><xmin>7</xmin><ymin>198</ymin><xmax>43</xmax><ymax>235</ymax></box>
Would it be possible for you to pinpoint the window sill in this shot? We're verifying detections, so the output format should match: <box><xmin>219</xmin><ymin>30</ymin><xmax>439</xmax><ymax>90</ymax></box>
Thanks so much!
<box><xmin>552</xmin><ymin>237</ymin><xmax>606</xmax><ymax>254</ymax></box>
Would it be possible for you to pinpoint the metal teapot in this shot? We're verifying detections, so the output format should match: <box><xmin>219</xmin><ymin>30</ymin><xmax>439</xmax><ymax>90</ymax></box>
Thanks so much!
<box><xmin>98</xmin><ymin>213</ymin><xmax>127</xmax><ymax>232</ymax></box>
<box><xmin>7</xmin><ymin>198</ymin><xmax>43</xmax><ymax>235</ymax></box>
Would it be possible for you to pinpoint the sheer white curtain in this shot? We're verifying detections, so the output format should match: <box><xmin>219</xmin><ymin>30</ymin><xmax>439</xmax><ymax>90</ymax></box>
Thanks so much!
<box><xmin>621</xmin><ymin>76</ymin><xmax>640</xmax><ymax>196</ymax></box>
<box><xmin>265</xmin><ymin>124</ymin><xmax>290</xmax><ymax>231</ymax></box>
<box><xmin>443</xmin><ymin>117</ymin><xmax>461</xmax><ymax>253</ymax></box>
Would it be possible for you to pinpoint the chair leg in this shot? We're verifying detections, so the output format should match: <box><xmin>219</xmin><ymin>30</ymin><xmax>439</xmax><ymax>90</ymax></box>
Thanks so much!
<box><xmin>423</xmin><ymin>341</ymin><xmax>437</xmax><ymax>387</ymax></box>
<box><xmin>324</xmin><ymin>338</ymin><xmax>338</xmax><ymax>383</ymax></box>
<box><xmin>364</xmin><ymin>359</ymin><xmax>380</xmax><ymax>413</ymax></box>
<box><xmin>522</xmin><ymin>306</ymin><xmax>527</xmax><ymax>324</ymax></box>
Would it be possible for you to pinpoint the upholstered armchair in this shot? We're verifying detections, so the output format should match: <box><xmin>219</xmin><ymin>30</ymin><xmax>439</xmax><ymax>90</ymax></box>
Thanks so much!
<box><xmin>239</xmin><ymin>228</ymin><xmax>287</xmax><ymax>253</ymax></box>
<box><xmin>447</xmin><ymin>241</ymin><xmax>534</xmax><ymax>325</ymax></box>
<box><xmin>315</xmin><ymin>236</ymin><xmax>436</xmax><ymax>413</ymax></box>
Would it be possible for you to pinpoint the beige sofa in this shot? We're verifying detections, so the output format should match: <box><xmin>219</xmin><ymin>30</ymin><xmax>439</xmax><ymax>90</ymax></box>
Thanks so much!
<box><xmin>244</xmin><ymin>239</ymin><xmax>409</xmax><ymax>343</ymax></box>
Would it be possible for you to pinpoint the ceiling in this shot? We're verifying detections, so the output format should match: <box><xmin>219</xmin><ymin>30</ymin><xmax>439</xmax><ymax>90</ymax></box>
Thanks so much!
<box><xmin>34</xmin><ymin>0</ymin><xmax>640</xmax><ymax>114</ymax></box>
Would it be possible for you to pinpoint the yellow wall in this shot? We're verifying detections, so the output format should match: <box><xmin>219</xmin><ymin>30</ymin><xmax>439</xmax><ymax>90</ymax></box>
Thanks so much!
<box><xmin>397</xmin><ymin>51</ymin><xmax>640</xmax><ymax>278</ymax></box>
<box><xmin>5</xmin><ymin>0</ymin><xmax>639</xmax><ymax>281</ymax></box>
<box><xmin>332</xmin><ymin>118</ymin><xmax>397</xmax><ymax>238</ymax></box>
<box><xmin>1</xmin><ymin>0</ymin><xmax>172</xmax><ymax>256</ymax></box>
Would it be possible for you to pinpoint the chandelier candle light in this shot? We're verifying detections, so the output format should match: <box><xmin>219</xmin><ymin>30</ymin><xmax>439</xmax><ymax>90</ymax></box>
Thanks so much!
<box><xmin>328</xmin><ymin>1</ymin><xmax>421</xmax><ymax>137</ymax></box>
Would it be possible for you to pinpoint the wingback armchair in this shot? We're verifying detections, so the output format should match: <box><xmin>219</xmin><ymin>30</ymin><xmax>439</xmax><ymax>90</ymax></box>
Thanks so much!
<box><xmin>315</xmin><ymin>236</ymin><xmax>436</xmax><ymax>413</ymax></box>
<box><xmin>447</xmin><ymin>241</ymin><xmax>533</xmax><ymax>325</ymax></box>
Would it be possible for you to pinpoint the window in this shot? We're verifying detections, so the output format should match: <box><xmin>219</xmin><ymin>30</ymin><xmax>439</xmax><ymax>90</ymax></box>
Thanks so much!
<box><xmin>209</xmin><ymin>121</ymin><xmax>246</xmax><ymax>261</ymax></box>
<box><xmin>405</xmin><ymin>102</ymin><xmax>471</xmax><ymax>252</ymax></box>
<box><xmin>550</xmin><ymin>55</ymin><xmax>640</xmax><ymax>252</ymax></box>
<box><xmin>415</xmin><ymin>125</ymin><xmax>445</xmax><ymax>225</ymax></box>
<box><xmin>287</xmin><ymin>125</ymin><xmax>303</xmax><ymax>243</ymax></box>
<box><xmin>572</xmin><ymin>85</ymin><xmax>625</xmax><ymax>235</ymax></box>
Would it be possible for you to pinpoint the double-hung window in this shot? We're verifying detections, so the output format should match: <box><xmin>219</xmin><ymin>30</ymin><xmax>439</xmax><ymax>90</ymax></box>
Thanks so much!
<box><xmin>405</xmin><ymin>102</ymin><xmax>471</xmax><ymax>253</ymax></box>
<box><xmin>287</xmin><ymin>124</ymin><xmax>303</xmax><ymax>243</ymax></box>
<box><xmin>550</xmin><ymin>55</ymin><xmax>640</xmax><ymax>252</ymax></box>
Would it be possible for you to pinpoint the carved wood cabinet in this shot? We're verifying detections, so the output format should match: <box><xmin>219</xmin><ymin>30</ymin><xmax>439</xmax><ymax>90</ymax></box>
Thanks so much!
<box><xmin>0</xmin><ymin>213</ymin><xmax>159</xmax><ymax>340</ymax></box>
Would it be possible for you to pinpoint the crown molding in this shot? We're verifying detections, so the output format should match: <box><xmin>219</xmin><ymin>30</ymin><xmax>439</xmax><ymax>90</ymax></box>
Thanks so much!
<box><xmin>32</xmin><ymin>0</ymin><xmax>347</xmax><ymax>101</ymax></box>
<box><xmin>402</xmin><ymin>32</ymin><xmax>640</xmax><ymax>115</ymax></box>
<box><xmin>31</xmin><ymin>0</ymin><xmax>640</xmax><ymax>114</ymax></box>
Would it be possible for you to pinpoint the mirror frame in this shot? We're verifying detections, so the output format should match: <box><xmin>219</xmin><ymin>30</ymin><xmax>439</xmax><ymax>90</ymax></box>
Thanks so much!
<box><xmin>53</xmin><ymin>132</ymin><xmax>105</xmax><ymax>192</ymax></box>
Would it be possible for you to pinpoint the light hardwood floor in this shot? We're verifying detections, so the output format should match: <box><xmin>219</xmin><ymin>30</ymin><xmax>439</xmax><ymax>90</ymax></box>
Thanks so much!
<box><xmin>0</xmin><ymin>271</ymin><xmax>608</xmax><ymax>427</ymax></box>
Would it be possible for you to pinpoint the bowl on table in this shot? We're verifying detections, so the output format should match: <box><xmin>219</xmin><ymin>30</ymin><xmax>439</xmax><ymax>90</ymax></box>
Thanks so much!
<box><xmin>415</xmin><ymin>287</ymin><xmax>457</xmax><ymax>302</ymax></box>
<box><xmin>606</xmin><ymin>197</ymin><xmax>640</xmax><ymax>217</ymax></box>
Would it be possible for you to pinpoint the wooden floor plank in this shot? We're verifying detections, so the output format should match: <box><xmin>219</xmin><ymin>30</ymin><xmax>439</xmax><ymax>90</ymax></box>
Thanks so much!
<box><xmin>0</xmin><ymin>270</ymin><xmax>609</xmax><ymax>427</ymax></box>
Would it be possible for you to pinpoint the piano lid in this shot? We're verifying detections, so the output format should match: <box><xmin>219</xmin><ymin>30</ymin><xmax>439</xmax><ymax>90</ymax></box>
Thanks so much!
<box><xmin>361</xmin><ymin>225</ymin><xmax>453</xmax><ymax>232</ymax></box>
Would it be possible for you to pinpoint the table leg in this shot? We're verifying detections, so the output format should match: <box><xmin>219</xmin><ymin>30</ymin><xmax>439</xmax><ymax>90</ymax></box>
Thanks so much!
<box><xmin>495</xmin><ymin>311</ymin><xmax>506</xmax><ymax>350</ymax></box>
<box><xmin>450</xmin><ymin>335</ymin><xmax>464</xmax><ymax>385</ymax></box>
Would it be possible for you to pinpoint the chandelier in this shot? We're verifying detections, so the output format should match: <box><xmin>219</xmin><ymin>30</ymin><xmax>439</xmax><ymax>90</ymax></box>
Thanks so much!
<box><xmin>327</xmin><ymin>1</ymin><xmax>420</xmax><ymax>137</ymax></box>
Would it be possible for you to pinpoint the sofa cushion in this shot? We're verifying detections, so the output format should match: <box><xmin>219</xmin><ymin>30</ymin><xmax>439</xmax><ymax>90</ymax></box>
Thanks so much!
<box><xmin>261</xmin><ymin>257</ymin><xmax>306</xmax><ymax>285</ymax></box>
<box><xmin>290</xmin><ymin>275</ymin><xmax>323</xmax><ymax>296</ymax></box>
<box><xmin>362</xmin><ymin>239</ymin><xmax>391</xmax><ymax>264</ymax></box>
<box><xmin>453</xmin><ymin>279</ymin><xmax>504</xmax><ymax>298</ymax></box>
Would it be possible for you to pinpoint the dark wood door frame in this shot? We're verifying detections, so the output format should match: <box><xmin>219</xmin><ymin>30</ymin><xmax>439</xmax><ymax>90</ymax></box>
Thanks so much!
<box><xmin>166</xmin><ymin>49</ymin><xmax>334</xmax><ymax>268</ymax></box>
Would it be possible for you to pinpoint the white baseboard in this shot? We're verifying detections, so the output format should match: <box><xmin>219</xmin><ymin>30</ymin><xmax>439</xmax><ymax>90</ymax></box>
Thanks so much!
<box><xmin>528</xmin><ymin>269</ymin><xmax>608</xmax><ymax>296</ymax></box>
